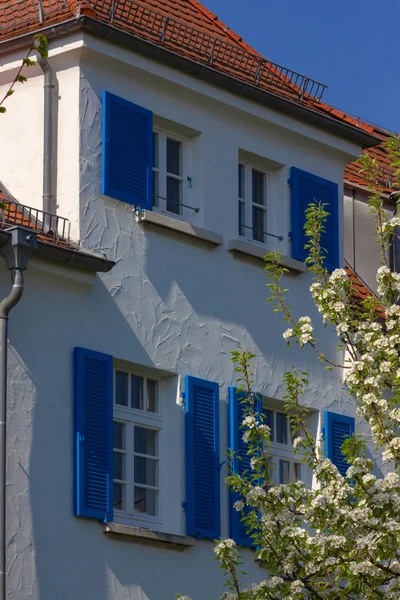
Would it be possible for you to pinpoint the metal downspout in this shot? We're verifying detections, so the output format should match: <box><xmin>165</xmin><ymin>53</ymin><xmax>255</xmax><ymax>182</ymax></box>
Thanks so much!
<box><xmin>37</xmin><ymin>58</ymin><xmax>54</xmax><ymax>230</ymax></box>
<box><xmin>0</xmin><ymin>229</ymin><xmax>37</xmax><ymax>600</ymax></box>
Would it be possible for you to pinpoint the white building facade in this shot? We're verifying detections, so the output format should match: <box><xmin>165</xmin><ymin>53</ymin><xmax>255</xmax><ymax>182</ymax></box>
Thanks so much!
<box><xmin>0</xmin><ymin>5</ymin><xmax>380</xmax><ymax>599</ymax></box>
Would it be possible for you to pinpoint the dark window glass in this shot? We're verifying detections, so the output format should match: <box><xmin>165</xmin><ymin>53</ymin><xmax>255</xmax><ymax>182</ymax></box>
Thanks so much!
<box><xmin>115</xmin><ymin>371</ymin><xmax>128</xmax><ymax>406</ymax></box>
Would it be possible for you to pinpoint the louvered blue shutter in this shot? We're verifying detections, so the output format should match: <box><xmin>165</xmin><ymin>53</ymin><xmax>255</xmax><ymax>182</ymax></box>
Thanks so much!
<box><xmin>229</xmin><ymin>387</ymin><xmax>261</xmax><ymax>547</ymax></box>
<box><xmin>74</xmin><ymin>347</ymin><xmax>113</xmax><ymax>521</ymax></box>
<box><xmin>185</xmin><ymin>376</ymin><xmax>220</xmax><ymax>539</ymax></box>
<box><xmin>290</xmin><ymin>167</ymin><xmax>339</xmax><ymax>271</ymax></box>
<box><xmin>102</xmin><ymin>91</ymin><xmax>153</xmax><ymax>210</ymax></box>
<box><xmin>325</xmin><ymin>411</ymin><xmax>355</xmax><ymax>477</ymax></box>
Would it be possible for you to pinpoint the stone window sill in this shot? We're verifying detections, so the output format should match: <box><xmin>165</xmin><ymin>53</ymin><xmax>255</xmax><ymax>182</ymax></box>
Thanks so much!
<box><xmin>104</xmin><ymin>522</ymin><xmax>195</xmax><ymax>551</ymax></box>
<box><xmin>227</xmin><ymin>239</ymin><xmax>306</xmax><ymax>275</ymax></box>
<box><xmin>137</xmin><ymin>210</ymin><xmax>224</xmax><ymax>248</ymax></box>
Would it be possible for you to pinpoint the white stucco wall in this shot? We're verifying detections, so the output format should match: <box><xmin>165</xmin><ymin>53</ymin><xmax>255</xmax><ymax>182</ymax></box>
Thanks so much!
<box><xmin>0</xmin><ymin>33</ymin><xmax>365</xmax><ymax>600</ymax></box>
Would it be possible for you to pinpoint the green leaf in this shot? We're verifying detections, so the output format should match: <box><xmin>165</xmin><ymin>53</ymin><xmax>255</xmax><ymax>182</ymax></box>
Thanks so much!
<box><xmin>0</xmin><ymin>107</ymin><xmax>6</xmax><ymax>113</ymax></box>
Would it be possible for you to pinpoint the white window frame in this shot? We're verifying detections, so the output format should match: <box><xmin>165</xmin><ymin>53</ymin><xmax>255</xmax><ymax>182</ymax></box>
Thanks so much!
<box><xmin>238</xmin><ymin>161</ymin><xmax>269</xmax><ymax>246</ymax></box>
<box><xmin>113</xmin><ymin>369</ymin><xmax>163</xmax><ymax>528</ymax></box>
<box><xmin>263</xmin><ymin>405</ymin><xmax>302</xmax><ymax>485</ymax></box>
<box><xmin>153</xmin><ymin>128</ymin><xmax>185</xmax><ymax>217</ymax></box>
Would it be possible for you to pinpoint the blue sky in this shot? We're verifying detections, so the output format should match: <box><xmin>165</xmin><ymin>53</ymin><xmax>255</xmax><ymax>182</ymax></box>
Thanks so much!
<box><xmin>203</xmin><ymin>0</ymin><xmax>399</xmax><ymax>132</ymax></box>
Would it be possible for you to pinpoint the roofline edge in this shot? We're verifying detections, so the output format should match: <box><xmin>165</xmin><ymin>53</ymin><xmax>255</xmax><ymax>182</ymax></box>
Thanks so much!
<box><xmin>0</xmin><ymin>16</ymin><xmax>381</xmax><ymax>149</ymax></box>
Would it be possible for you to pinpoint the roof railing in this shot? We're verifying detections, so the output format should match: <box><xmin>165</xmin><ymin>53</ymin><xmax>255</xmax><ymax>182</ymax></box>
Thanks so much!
<box><xmin>0</xmin><ymin>199</ymin><xmax>71</xmax><ymax>244</ymax></box>
<box><xmin>0</xmin><ymin>0</ymin><xmax>327</xmax><ymax>103</ymax></box>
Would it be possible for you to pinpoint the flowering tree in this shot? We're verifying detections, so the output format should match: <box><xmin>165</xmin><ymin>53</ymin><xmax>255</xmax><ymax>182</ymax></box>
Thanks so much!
<box><xmin>178</xmin><ymin>138</ymin><xmax>400</xmax><ymax>599</ymax></box>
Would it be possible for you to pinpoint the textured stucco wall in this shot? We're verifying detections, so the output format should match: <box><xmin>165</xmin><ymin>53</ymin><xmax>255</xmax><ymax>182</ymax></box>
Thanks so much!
<box><xmin>0</xmin><ymin>36</ymin><xmax>364</xmax><ymax>600</ymax></box>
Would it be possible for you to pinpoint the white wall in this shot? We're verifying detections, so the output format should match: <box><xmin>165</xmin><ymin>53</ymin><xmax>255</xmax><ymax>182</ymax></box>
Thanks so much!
<box><xmin>0</xmin><ymin>34</ymin><xmax>364</xmax><ymax>600</ymax></box>
<box><xmin>0</xmin><ymin>45</ymin><xmax>81</xmax><ymax>239</ymax></box>
<box><xmin>344</xmin><ymin>185</ymin><xmax>393</xmax><ymax>293</ymax></box>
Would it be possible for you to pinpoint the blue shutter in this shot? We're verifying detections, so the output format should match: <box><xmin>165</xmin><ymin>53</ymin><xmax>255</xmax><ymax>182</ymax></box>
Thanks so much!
<box><xmin>290</xmin><ymin>167</ymin><xmax>339</xmax><ymax>271</ymax></box>
<box><xmin>102</xmin><ymin>91</ymin><xmax>153</xmax><ymax>210</ymax></box>
<box><xmin>325</xmin><ymin>411</ymin><xmax>355</xmax><ymax>477</ymax></box>
<box><xmin>74</xmin><ymin>347</ymin><xmax>113</xmax><ymax>521</ymax></box>
<box><xmin>229</xmin><ymin>387</ymin><xmax>261</xmax><ymax>547</ymax></box>
<box><xmin>185</xmin><ymin>376</ymin><xmax>220</xmax><ymax>539</ymax></box>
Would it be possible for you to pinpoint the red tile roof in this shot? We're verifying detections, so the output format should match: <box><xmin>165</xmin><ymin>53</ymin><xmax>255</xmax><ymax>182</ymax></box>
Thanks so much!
<box><xmin>345</xmin><ymin>261</ymin><xmax>384</xmax><ymax>318</ymax></box>
<box><xmin>0</xmin><ymin>0</ymin><xmax>383</xmax><ymax>138</ymax></box>
<box><xmin>344</xmin><ymin>125</ymin><xmax>397</xmax><ymax>194</ymax></box>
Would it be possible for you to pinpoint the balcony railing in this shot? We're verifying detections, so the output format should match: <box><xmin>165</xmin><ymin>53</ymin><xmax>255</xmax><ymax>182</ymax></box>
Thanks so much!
<box><xmin>0</xmin><ymin>0</ymin><xmax>327</xmax><ymax>104</ymax></box>
<box><xmin>0</xmin><ymin>200</ymin><xmax>71</xmax><ymax>244</ymax></box>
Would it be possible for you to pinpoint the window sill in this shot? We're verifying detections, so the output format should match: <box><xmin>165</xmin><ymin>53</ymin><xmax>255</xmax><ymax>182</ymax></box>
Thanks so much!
<box><xmin>137</xmin><ymin>211</ymin><xmax>224</xmax><ymax>248</ymax></box>
<box><xmin>104</xmin><ymin>522</ymin><xmax>195</xmax><ymax>552</ymax></box>
<box><xmin>227</xmin><ymin>239</ymin><xmax>306</xmax><ymax>275</ymax></box>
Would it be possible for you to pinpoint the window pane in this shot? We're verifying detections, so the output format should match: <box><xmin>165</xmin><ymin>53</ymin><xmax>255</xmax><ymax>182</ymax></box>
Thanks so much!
<box><xmin>166</xmin><ymin>177</ymin><xmax>181</xmax><ymax>214</ymax></box>
<box><xmin>252</xmin><ymin>169</ymin><xmax>265</xmax><ymax>206</ymax></box>
<box><xmin>152</xmin><ymin>133</ymin><xmax>158</xmax><ymax>168</ymax></box>
<box><xmin>276</xmin><ymin>412</ymin><xmax>288</xmax><ymax>445</ymax></box>
<box><xmin>114</xmin><ymin>452</ymin><xmax>125</xmax><ymax>481</ymax></box>
<box><xmin>115</xmin><ymin>371</ymin><xmax>128</xmax><ymax>406</ymax></box>
<box><xmin>146</xmin><ymin>379</ymin><xmax>158</xmax><ymax>413</ymax></box>
<box><xmin>134</xmin><ymin>487</ymin><xmax>157</xmax><ymax>516</ymax></box>
<box><xmin>131</xmin><ymin>375</ymin><xmax>144</xmax><ymax>410</ymax></box>
<box><xmin>113</xmin><ymin>421</ymin><xmax>125</xmax><ymax>450</ymax></box>
<box><xmin>252</xmin><ymin>206</ymin><xmax>265</xmax><ymax>243</ymax></box>
<box><xmin>167</xmin><ymin>138</ymin><xmax>181</xmax><ymax>175</ymax></box>
<box><xmin>238</xmin><ymin>201</ymin><xmax>245</xmax><ymax>237</ymax></box>
<box><xmin>279</xmin><ymin>460</ymin><xmax>290</xmax><ymax>485</ymax></box>
<box><xmin>238</xmin><ymin>164</ymin><xmax>245</xmax><ymax>199</ymax></box>
<box><xmin>134</xmin><ymin>456</ymin><xmax>157</xmax><ymax>486</ymax></box>
<box><xmin>134</xmin><ymin>426</ymin><xmax>157</xmax><ymax>456</ymax></box>
<box><xmin>294</xmin><ymin>462</ymin><xmax>301</xmax><ymax>481</ymax></box>
<box><xmin>263</xmin><ymin>409</ymin><xmax>274</xmax><ymax>442</ymax></box>
<box><xmin>114</xmin><ymin>483</ymin><xmax>125</xmax><ymax>510</ymax></box>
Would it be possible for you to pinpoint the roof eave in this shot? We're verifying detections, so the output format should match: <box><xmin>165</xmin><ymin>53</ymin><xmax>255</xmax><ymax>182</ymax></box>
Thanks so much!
<box><xmin>0</xmin><ymin>227</ymin><xmax>114</xmax><ymax>272</ymax></box>
<box><xmin>0</xmin><ymin>16</ymin><xmax>381</xmax><ymax>149</ymax></box>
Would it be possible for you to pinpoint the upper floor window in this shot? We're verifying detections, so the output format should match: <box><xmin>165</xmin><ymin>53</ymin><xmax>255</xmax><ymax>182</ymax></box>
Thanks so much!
<box><xmin>263</xmin><ymin>406</ymin><xmax>301</xmax><ymax>485</ymax></box>
<box><xmin>113</xmin><ymin>370</ymin><xmax>161</xmax><ymax>523</ymax></box>
<box><xmin>153</xmin><ymin>131</ymin><xmax>184</xmax><ymax>215</ymax></box>
<box><xmin>238</xmin><ymin>162</ymin><xmax>268</xmax><ymax>244</ymax></box>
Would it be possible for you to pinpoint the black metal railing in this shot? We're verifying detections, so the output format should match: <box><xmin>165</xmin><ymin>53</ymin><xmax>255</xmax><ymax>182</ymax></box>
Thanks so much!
<box><xmin>96</xmin><ymin>0</ymin><xmax>327</xmax><ymax>103</ymax></box>
<box><xmin>0</xmin><ymin>0</ymin><xmax>327</xmax><ymax>104</ymax></box>
<box><xmin>377</xmin><ymin>165</ymin><xmax>396</xmax><ymax>189</ymax></box>
<box><xmin>0</xmin><ymin>200</ymin><xmax>71</xmax><ymax>244</ymax></box>
<box><xmin>239</xmin><ymin>224</ymin><xmax>283</xmax><ymax>242</ymax></box>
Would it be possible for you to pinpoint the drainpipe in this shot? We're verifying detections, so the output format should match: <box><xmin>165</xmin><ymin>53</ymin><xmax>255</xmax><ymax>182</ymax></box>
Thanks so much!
<box><xmin>37</xmin><ymin>57</ymin><xmax>54</xmax><ymax>231</ymax></box>
<box><xmin>0</xmin><ymin>228</ymin><xmax>37</xmax><ymax>600</ymax></box>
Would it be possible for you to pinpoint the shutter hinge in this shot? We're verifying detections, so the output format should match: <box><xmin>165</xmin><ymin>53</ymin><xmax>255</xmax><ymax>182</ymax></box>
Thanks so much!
<box><xmin>217</xmin><ymin>460</ymin><xmax>226</xmax><ymax>471</ymax></box>
<box><xmin>288</xmin><ymin>231</ymin><xmax>292</xmax><ymax>240</ymax></box>
<box><xmin>79</xmin><ymin>434</ymin><xmax>84</xmax><ymax>442</ymax></box>
<box><xmin>288</xmin><ymin>178</ymin><xmax>292</xmax><ymax>186</ymax></box>
<box><xmin>181</xmin><ymin>501</ymin><xmax>187</xmax><ymax>511</ymax></box>
<box><xmin>103</xmin><ymin>514</ymin><xmax>109</xmax><ymax>524</ymax></box>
